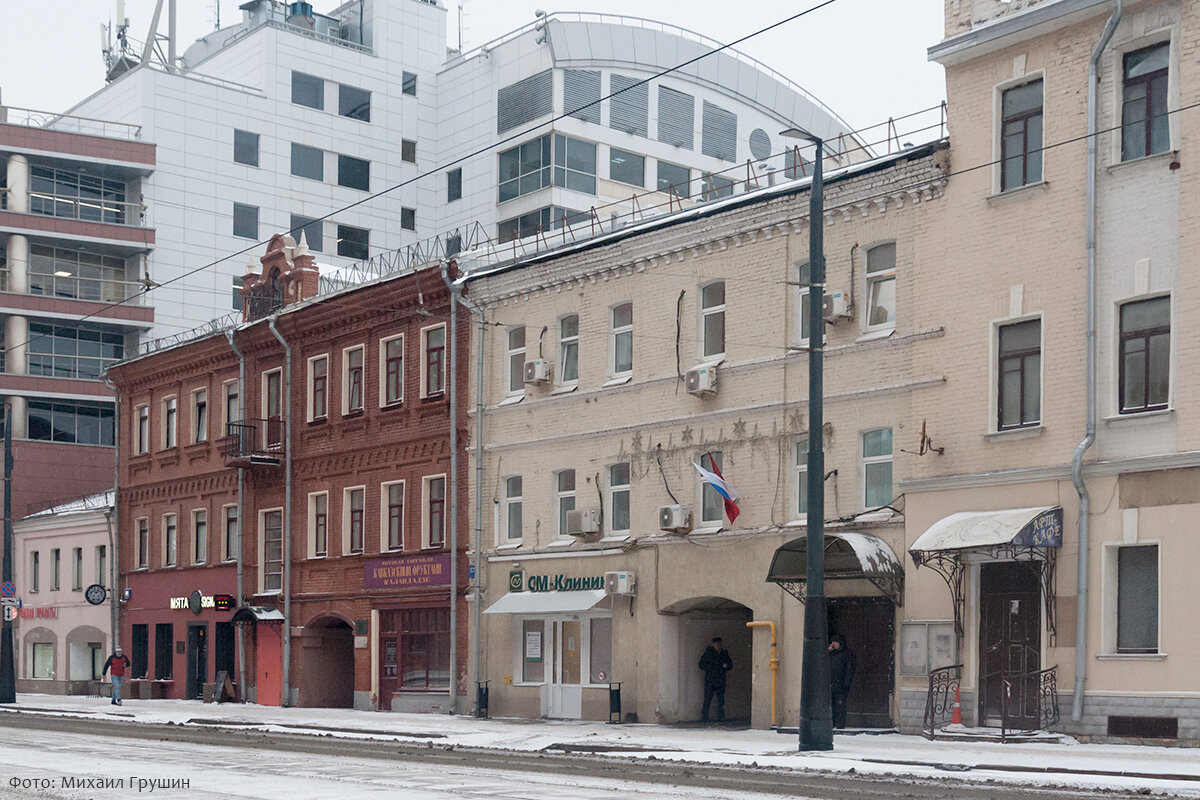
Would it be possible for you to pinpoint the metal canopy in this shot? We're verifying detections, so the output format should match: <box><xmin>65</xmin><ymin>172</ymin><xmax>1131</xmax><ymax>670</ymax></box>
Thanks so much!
<box><xmin>482</xmin><ymin>589</ymin><xmax>608</xmax><ymax>615</ymax></box>
<box><xmin>231</xmin><ymin>605</ymin><xmax>284</xmax><ymax>624</ymax></box>
<box><xmin>767</xmin><ymin>532</ymin><xmax>905</xmax><ymax>606</ymax></box>
<box><xmin>909</xmin><ymin>506</ymin><xmax>1063</xmax><ymax>643</ymax></box>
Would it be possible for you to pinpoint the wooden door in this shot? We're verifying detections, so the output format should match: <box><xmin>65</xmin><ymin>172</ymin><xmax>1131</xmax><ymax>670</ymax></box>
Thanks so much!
<box><xmin>979</xmin><ymin>562</ymin><xmax>1040</xmax><ymax>727</ymax></box>
<box><xmin>828</xmin><ymin>598</ymin><xmax>895</xmax><ymax>728</ymax></box>
<box><xmin>379</xmin><ymin>636</ymin><xmax>399</xmax><ymax>710</ymax></box>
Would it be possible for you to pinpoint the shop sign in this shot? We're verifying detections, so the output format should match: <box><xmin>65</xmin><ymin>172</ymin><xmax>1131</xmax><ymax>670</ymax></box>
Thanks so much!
<box><xmin>364</xmin><ymin>553</ymin><xmax>451</xmax><ymax>590</ymax></box>
<box><xmin>526</xmin><ymin>574</ymin><xmax>605</xmax><ymax>592</ymax></box>
<box><xmin>18</xmin><ymin>607</ymin><xmax>57</xmax><ymax>620</ymax></box>
<box><xmin>168</xmin><ymin>593</ymin><xmax>234</xmax><ymax>612</ymax></box>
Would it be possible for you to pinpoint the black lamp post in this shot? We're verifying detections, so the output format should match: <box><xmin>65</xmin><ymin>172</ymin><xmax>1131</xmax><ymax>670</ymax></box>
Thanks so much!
<box><xmin>780</xmin><ymin>127</ymin><xmax>832</xmax><ymax>751</ymax></box>
<box><xmin>1</xmin><ymin>404</ymin><xmax>15</xmax><ymax>704</ymax></box>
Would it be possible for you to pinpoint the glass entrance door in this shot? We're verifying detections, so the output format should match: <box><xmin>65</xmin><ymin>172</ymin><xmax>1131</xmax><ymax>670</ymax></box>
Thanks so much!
<box><xmin>547</xmin><ymin>619</ymin><xmax>582</xmax><ymax>719</ymax></box>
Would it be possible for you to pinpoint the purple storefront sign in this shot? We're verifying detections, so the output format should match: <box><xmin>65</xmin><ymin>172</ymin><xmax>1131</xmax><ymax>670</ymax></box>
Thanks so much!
<box><xmin>364</xmin><ymin>553</ymin><xmax>452</xmax><ymax>590</ymax></box>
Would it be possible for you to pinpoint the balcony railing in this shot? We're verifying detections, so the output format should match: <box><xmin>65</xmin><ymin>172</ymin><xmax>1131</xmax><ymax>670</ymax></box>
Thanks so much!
<box><xmin>0</xmin><ymin>104</ymin><xmax>142</xmax><ymax>141</ymax></box>
<box><xmin>6</xmin><ymin>270</ymin><xmax>146</xmax><ymax>305</ymax></box>
<box><xmin>27</xmin><ymin>191</ymin><xmax>141</xmax><ymax>227</ymax></box>
<box><xmin>220</xmin><ymin>418</ymin><xmax>283</xmax><ymax>467</ymax></box>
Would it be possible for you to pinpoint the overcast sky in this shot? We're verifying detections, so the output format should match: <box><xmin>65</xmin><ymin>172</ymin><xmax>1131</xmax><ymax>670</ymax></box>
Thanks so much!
<box><xmin>0</xmin><ymin>1</ymin><xmax>945</xmax><ymax>134</ymax></box>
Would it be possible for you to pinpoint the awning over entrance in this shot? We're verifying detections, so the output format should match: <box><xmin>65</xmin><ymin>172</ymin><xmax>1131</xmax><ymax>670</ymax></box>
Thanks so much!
<box><xmin>766</xmin><ymin>532</ymin><xmax>904</xmax><ymax>606</ymax></box>
<box><xmin>231</xmin><ymin>606</ymin><xmax>284</xmax><ymax>624</ymax></box>
<box><xmin>483</xmin><ymin>589</ymin><xmax>608</xmax><ymax>615</ymax></box>
<box><xmin>908</xmin><ymin>507</ymin><xmax>1063</xmax><ymax>642</ymax></box>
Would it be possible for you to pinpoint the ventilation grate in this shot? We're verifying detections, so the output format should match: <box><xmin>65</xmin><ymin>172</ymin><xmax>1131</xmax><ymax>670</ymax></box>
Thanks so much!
<box><xmin>1107</xmin><ymin>716</ymin><xmax>1178</xmax><ymax>739</ymax></box>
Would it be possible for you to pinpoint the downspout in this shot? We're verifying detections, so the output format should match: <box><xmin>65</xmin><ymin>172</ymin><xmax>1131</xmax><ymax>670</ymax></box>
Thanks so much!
<box><xmin>225</xmin><ymin>328</ymin><xmax>248</xmax><ymax>700</ymax></box>
<box><xmin>102</xmin><ymin>377</ymin><xmax>120</xmax><ymax>650</ymax></box>
<box><xmin>456</xmin><ymin>287</ymin><xmax>487</xmax><ymax>713</ymax></box>
<box><xmin>1072</xmin><ymin>0</ymin><xmax>1122</xmax><ymax>724</ymax></box>
<box><xmin>439</xmin><ymin>264</ymin><xmax>461</xmax><ymax>714</ymax></box>
<box><xmin>268</xmin><ymin>315</ymin><xmax>294</xmax><ymax>707</ymax></box>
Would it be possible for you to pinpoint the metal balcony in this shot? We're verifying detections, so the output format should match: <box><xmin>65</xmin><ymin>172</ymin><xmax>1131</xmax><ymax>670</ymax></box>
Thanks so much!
<box><xmin>220</xmin><ymin>418</ymin><xmax>283</xmax><ymax>467</ymax></box>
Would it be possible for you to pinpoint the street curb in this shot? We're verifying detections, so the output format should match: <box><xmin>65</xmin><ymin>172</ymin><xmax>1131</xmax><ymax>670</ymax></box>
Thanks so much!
<box><xmin>862</xmin><ymin>757</ymin><xmax>1200</xmax><ymax>783</ymax></box>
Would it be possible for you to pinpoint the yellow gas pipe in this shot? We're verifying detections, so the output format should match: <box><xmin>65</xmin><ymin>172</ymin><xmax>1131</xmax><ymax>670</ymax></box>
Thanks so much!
<box><xmin>746</xmin><ymin>620</ymin><xmax>779</xmax><ymax>728</ymax></box>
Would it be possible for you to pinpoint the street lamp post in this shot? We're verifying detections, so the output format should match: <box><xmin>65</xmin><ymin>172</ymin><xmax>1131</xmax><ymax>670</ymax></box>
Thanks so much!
<box><xmin>1</xmin><ymin>403</ymin><xmax>16</xmax><ymax>704</ymax></box>
<box><xmin>781</xmin><ymin>128</ymin><xmax>832</xmax><ymax>751</ymax></box>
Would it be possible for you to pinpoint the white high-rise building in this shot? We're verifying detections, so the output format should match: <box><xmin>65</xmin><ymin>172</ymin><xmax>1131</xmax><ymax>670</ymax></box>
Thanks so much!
<box><xmin>68</xmin><ymin>0</ymin><xmax>859</xmax><ymax>337</ymax></box>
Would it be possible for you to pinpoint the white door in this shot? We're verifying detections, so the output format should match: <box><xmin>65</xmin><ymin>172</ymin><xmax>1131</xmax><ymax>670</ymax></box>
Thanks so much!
<box><xmin>547</xmin><ymin>619</ymin><xmax>582</xmax><ymax>719</ymax></box>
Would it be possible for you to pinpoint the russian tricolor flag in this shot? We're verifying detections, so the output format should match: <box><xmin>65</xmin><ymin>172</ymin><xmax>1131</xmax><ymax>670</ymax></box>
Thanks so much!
<box><xmin>692</xmin><ymin>455</ymin><xmax>741</xmax><ymax>524</ymax></box>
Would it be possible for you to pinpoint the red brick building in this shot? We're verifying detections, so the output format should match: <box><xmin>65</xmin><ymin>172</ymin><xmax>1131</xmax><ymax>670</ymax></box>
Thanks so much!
<box><xmin>109</xmin><ymin>234</ymin><xmax>468</xmax><ymax>710</ymax></box>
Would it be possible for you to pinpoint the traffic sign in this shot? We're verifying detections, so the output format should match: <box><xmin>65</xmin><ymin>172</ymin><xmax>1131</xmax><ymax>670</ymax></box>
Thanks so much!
<box><xmin>0</xmin><ymin>582</ymin><xmax>14</xmax><ymax>598</ymax></box>
<box><xmin>2</xmin><ymin>607</ymin><xmax>16</xmax><ymax>622</ymax></box>
<box><xmin>0</xmin><ymin>597</ymin><xmax>20</xmax><ymax>608</ymax></box>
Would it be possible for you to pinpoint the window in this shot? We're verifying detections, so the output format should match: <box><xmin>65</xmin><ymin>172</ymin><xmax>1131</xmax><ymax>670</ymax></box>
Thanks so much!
<box><xmin>27</xmin><ymin>323</ymin><xmax>124</xmax><ymax>380</ymax></box>
<box><xmin>338</xmin><ymin>83</ymin><xmax>370</xmax><ymax>121</ymax></box>
<box><xmin>31</xmin><ymin>552</ymin><xmax>40</xmax><ymax>592</ymax></box>
<box><xmin>506</xmin><ymin>327</ymin><xmax>526</xmax><ymax>396</ymax></box>
<box><xmin>135</xmin><ymin>405</ymin><xmax>149</xmax><ymax>454</ymax></box>
<box><xmin>223</xmin><ymin>506</ymin><xmax>238</xmax><ymax>562</ymax></box>
<box><xmin>699</xmin><ymin>452</ymin><xmax>724</xmax><ymax>524</ymax></box>
<box><xmin>401</xmin><ymin>139</ymin><xmax>417</xmax><ymax>164</ymax></box>
<box><xmin>192</xmin><ymin>389</ymin><xmax>208</xmax><ymax>443</ymax></box>
<box><xmin>223</xmin><ymin>380</ymin><xmax>240</xmax><ymax>429</ymax></box>
<box><xmin>30</xmin><ymin>642</ymin><xmax>54</xmax><ymax>679</ymax></box>
<box><xmin>997</xmin><ymin>319</ymin><xmax>1042</xmax><ymax>430</ymax></box>
<box><xmin>233</xmin><ymin>129</ymin><xmax>260</xmax><ymax>167</ymax></box>
<box><xmin>447</xmin><ymin>168</ymin><xmax>462</xmax><ymax>202</ymax></box>
<box><xmin>1000</xmin><ymin>79</ymin><xmax>1043</xmax><ymax>190</ymax></box>
<box><xmin>131</xmin><ymin>625</ymin><xmax>149</xmax><ymax>679</ymax></box>
<box><xmin>381</xmin><ymin>335</ymin><xmax>404</xmax><ymax>406</ymax></box>
<box><xmin>504</xmin><ymin>476</ymin><xmax>522</xmax><ymax>541</ymax></box>
<box><xmin>162</xmin><ymin>396</ymin><xmax>177</xmax><ymax>449</ymax></box>
<box><xmin>862</xmin><ymin>429</ymin><xmax>893</xmax><ymax>510</ymax></box>
<box><xmin>554</xmin><ymin>134</ymin><xmax>597</xmax><ymax>194</ymax></box>
<box><xmin>262</xmin><ymin>510</ymin><xmax>282</xmax><ymax>592</ymax></box>
<box><xmin>71</xmin><ymin>547</ymin><xmax>82</xmax><ymax>590</ymax></box>
<box><xmin>233</xmin><ymin>202</ymin><xmax>258</xmax><ymax>239</ymax></box>
<box><xmin>95</xmin><ymin>546</ymin><xmax>107</xmax><ymax>587</ymax></box>
<box><xmin>1122</xmin><ymin>42</ymin><xmax>1170</xmax><ymax>161</ymax></box>
<box><xmin>795</xmin><ymin>439</ymin><xmax>809</xmax><ymax>518</ymax></box>
<box><xmin>232</xmin><ymin>276</ymin><xmax>244</xmax><ymax>310</ymax></box>
<box><xmin>1119</xmin><ymin>296</ymin><xmax>1170</xmax><ymax>414</ymax></box>
<box><xmin>264</xmin><ymin>369</ymin><xmax>283</xmax><ymax>449</ymax></box>
<box><xmin>609</xmin><ymin>148</ymin><xmax>644</xmax><ymax>187</ymax></box>
<box><xmin>163</xmin><ymin>514</ymin><xmax>177</xmax><ymax>568</ymax></box>
<box><xmin>611</xmin><ymin>303</ymin><xmax>633</xmax><ymax>376</ymax></box>
<box><xmin>136</xmin><ymin>519</ymin><xmax>148</xmax><ymax>569</ymax></box>
<box><xmin>701</xmin><ymin>281</ymin><xmax>725</xmax><ymax>359</ymax></box>
<box><xmin>425</xmin><ymin>476</ymin><xmax>446</xmax><ymax>547</ymax></box>
<box><xmin>291</xmin><ymin>143</ymin><xmax>324</xmax><ymax>181</ymax></box>
<box><xmin>336</xmin><ymin>225</ymin><xmax>369</xmax><ymax>260</ymax></box>
<box><xmin>657</xmin><ymin>161</ymin><xmax>691</xmax><ymax>196</ymax></box>
<box><xmin>556</xmin><ymin>470</ymin><xmax>576</xmax><ymax>537</ymax></box>
<box><xmin>795</xmin><ymin>262</ymin><xmax>811</xmax><ymax>347</ymax></box>
<box><xmin>398</xmin><ymin>608</ymin><xmax>450</xmax><ymax>690</ymax></box>
<box><xmin>865</xmin><ymin>243</ymin><xmax>897</xmax><ymax>330</ymax></box>
<box><xmin>400</xmin><ymin>207</ymin><xmax>416</xmax><ymax>231</ymax></box>
<box><xmin>609</xmin><ymin>463</ymin><xmax>630</xmax><ymax>533</ymax></box>
<box><xmin>499</xmin><ymin>135</ymin><xmax>551</xmax><ymax>203</ymax></box>
<box><xmin>291</xmin><ymin>70</ymin><xmax>324</xmax><ymax>109</ymax></box>
<box><xmin>402</xmin><ymin>71</ymin><xmax>417</xmax><ymax>96</ymax></box>
<box><xmin>346</xmin><ymin>487</ymin><xmax>365</xmax><ymax>554</ymax></box>
<box><xmin>309</xmin><ymin>493</ymin><xmax>328</xmax><ymax>558</ymax></box>
<box><xmin>522</xmin><ymin>619</ymin><xmax>544</xmax><ymax>682</ymax></box>
<box><xmin>422</xmin><ymin>325</ymin><xmax>446</xmax><ymax>397</ymax></box>
<box><xmin>1116</xmin><ymin>545</ymin><xmax>1158</xmax><ymax>653</ymax></box>
<box><xmin>27</xmin><ymin>244</ymin><xmax>128</xmax><ymax>302</ymax></box>
<box><xmin>308</xmin><ymin>355</ymin><xmax>329</xmax><ymax>421</ymax></box>
<box><xmin>384</xmin><ymin>482</ymin><xmax>405</xmax><ymax>551</ymax></box>
<box><xmin>343</xmin><ymin>346</ymin><xmax>364</xmax><ymax>414</ymax></box>
<box><xmin>154</xmin><ymin>623</ymin><xmax>173</xmax><ymax>680</ymax></box>
<box><xmin>338</xmin><ymin>154</ymin><xmax>370</xmax><ymax>191</ymax></box>
<box><xmin>192</xmin><ymin>510</ymin><xmax>207</xmax><ymax>564</ymax></box>
<box><xmin>701</xmin><ymin>173</ymin><xmax>734</xmax><ymax>201</ymax></box>
<box><xmin>27</xmin><ymin>400</ymin><xmax>114</xmax><ymax>446</ymax></box>
<box><xmin>290</xmin><ymin>215</ymin><xmax>323</xmax><ymax>252</ymax></box>
<box><xmin>558</xmin><ymin>315</ymin><xmax>579</xmax><ymax>384</ymax></box>
<box><xmin>28</xmin><ymin>166</ymin><xmax>127</xmax><ymax>224</ymax></box>
<box><xmin>498</xmin><ymin>207</ymin><xmax>551</xmax><ymax>243</ymax></box>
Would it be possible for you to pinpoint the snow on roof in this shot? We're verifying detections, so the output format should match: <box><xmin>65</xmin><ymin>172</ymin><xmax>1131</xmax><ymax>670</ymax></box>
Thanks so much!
<box><xmin>24</xmin><ymin>490</ymin><xmax>115</xmax><ymax>520</ymax></box>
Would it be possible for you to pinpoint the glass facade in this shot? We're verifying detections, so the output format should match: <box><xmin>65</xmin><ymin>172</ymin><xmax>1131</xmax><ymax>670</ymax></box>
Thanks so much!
<box><xmin>27</xmin><ymin>400</ymin><xmax>115</xmax><ymax>445</ymax></box>
<box><xmin>27</xmin><ymin>323</ymin><xmax>124</xmax><ymax>380</ymax></box>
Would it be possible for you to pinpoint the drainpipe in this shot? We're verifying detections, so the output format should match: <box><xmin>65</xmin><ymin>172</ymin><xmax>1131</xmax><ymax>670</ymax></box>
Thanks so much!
<box><xmin>225</xmin><ymin>328</ymin><xmax>248</xmax><ymax>700</ymax></box>
<box><xmin>268</xmin><ymin>315</ymin><xmax>294</xmax><ymax>707</ymax></box>
<box><xmin>1072</xmin><ymin>0</ymin><xmax>1122</xmax><ymax>724</ymax></box>
<box><xmin>102</xmin><ymin>377</ymin><xmax>121</xmax><ymax>650</ymax></box>
<box><xmin>439</xmin><ymin>264</ymin><xmax>461</xmax><ymax>714</ymax></box>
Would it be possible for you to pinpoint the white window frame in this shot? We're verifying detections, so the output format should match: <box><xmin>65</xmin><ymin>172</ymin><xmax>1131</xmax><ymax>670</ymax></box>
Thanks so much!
<box><xmin>343</xmin><ymin>485</ymin><xmax>366</xmax><ymax>555</ymax></box>
<box><xmin>1115</xmin><ymin>293</ymin><xmax>1172</xmax><ymax>416</ymax></box>
<box><xmin>342</xmin><ymin>344</ymin><xmax>365</xmax><ymax>415</ymax></box>
<box><xmin>191</xmin><ymin>387</ymin><xmax>208</xmax><ymax>443</ymax></box>
<box><xmin>381</xmin><ymin>480</ymin><xmax>406</xmax><ymax>552</ymax></box>
<box><xmin>861</xmin><ymin>428</ymin><xmax>894</xmax><ymax>511</ymax></box>
<box><xmin>221</xmin><ymin>504</ymin><xmax>238</xmax><ymax>563</ymax></box>
<box><xmin>161</xmin><ymin>395</ymin><xmax>177</xmax><ymax>450</ymax></box>
<box><xmin>991</xmin><ymin>70</ymin><xmax>1047</xmax><ymax>194</ymax></box>
<box><xmin>30</xmin><ymin>551</ymin><xmax>40</xmax><ymax>592</ymax></box>
<box><xmin>135</xmin><ymin>517</ymin><xmax>149</xmax><ymax>570</ymax></box>
<box><xmin>864</xmin><ymin>242</ymin><xmax>897</xmax><ymax>333</ymax></box>
<box><xmin>502</xmin><ymin>476</ymin><xmax>523</xmax><ymax>544</ymax></box>
<box><xmin>610</xmin><ymin>303</ymin><xmax>633</xmax><ymax>378</ymax></box>
<box><xmin>258</xmin><ymin>507</ymin><xmax>284</xmax><ymax>594</ymax></box>
<box><xmin>422</xmin><ymin>474</ymin><xmax>448</xmax><ymax>549</ymax></box>
<box><xmin>192</xmin><ymin>508</ymin><xmax>208</xmax><ymax>565</ymax></box>
<box><xmin>162</xmin><ymin>513</ymin><xmax>177</xmax><ymax>568</ymax></box>
<box><xmin>700</xmin><ymin>281</ymin><xmax>726</xmax><ymax>360</ymax></box>
<box><xmin>505</xmin><ymin>326</ymin><xmax>526</xmax><ymax>397</ymax></box>
<box><xmin>697</xmin><ymin>451</ymin><xmax>724</xmax><ymax>525</ymax></box>
<box><xmin>50</xmin><ymin>548</ymin><xmax>60</xmax><ymax>590</ymax></box>
<box><xmin>1101</xmin><ymin>540</ymin><xmax>1162</xmax><ymax>655</ymax></box>
<box><xmin>71</xmin><ymin>546</ymin><xmax>83</xmax><ymax>591</ymax></box>
<box><xmin>307</xmin><ymin>491</ymin><xmax>329</xmax><ymax>559</ymax></box>
<box><xmin>793</xmin><ymin>262</ymin><xmax>811</xmax><ymax>349</ymax></box>
<box><xmin>555</xmin><ymin>469</ymin><xmax>576</xmax><ymax>538</ymax></box>
<box><xmin>608</xmin><ymin>463</ymin><xmax>630</xmax><ymax>535</ymax></box>
<box><xmin>558</xmin><ymin>314</ymin><xmax>579</xmax><ymax>386</ymax></box>
<box><xmin>794</xmin><ymin>438</ymin><xmax>809</xmax><ymax>521</ymax></box>
<box><xmin>307</xmin><ymin>353</ymin><xmax>329</xmax><ymax>422</ymax></box>
<box><xmin>420</xmin><ymin>323</ymin><xmax>447</xmax><ymax>398</ymax></box>
<box><xmin>135</xmin><ymin>404</ymin><xmax>149</xmax><ymax>455</ymax></box>
<box><xmin>379</xmin><ymin>333</ymin><xmax>404</xmax><ymax>407</ymax></box>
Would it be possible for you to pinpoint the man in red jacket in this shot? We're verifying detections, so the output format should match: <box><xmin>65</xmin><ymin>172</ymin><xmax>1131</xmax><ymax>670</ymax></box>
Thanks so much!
<box><xmin>102</xmin><ymin>646</ymin><xmax>131</xmax><ymax>705</ymax></box>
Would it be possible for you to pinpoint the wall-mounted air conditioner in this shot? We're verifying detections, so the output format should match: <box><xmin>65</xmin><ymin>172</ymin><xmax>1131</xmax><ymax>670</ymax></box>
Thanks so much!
<box><xmin>604</xmin><ymin>571</ymin><xmax>637</xmax><ymax>596</ymax></box>
<box><xmin>565</xmin><ymin>508</ymin><xmax>601</xmax><ymax>536</ymax></box>
<box><xmin>686</xmin><ymin>365</ymin><xmax>717</xmax><ymax>397</ymax></box>
<box><xmin>659</xmin><ymin>504</ymin><xmax>692</xmax><ymax>533</ymax></box>
<box><xmin>524</xmin><ymin>359</ymin><xmax>551</xmax><ymax>384</ymax></box>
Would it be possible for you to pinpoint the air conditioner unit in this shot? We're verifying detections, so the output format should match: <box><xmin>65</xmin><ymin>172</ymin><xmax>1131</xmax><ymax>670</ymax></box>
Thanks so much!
<box><xmin>659</xmin><ymin>504</ymin><xmax>692</xmax><ymax>533</ymax></box>
<box><xmin>604</xmin><ymin>571</ymin><xmax>637</xmax><ymax>596</ymax></box>
<box><xmin>822</xmin><ymin>292</ymin><xmax>849</xmax><ymax>321</ymax></box>
<box><xmin>524</xmin><ymin>359</ymin><xmax>551</xmax><ymax>384</ymax></box>
<box><xmin>685</xmin><ymin>365</ymin><xmax>717</xmax><ymax>397</ymax></box>
<box><xmin>565</xmin><ymin>508</ymin><xmax>601</xmax><ymax>536</ymax></box>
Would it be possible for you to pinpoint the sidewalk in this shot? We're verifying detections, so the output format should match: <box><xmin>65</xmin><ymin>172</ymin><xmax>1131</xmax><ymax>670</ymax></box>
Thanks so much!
<box><xmin>3</xmin><ymin>693</ymin><xmax>1199</xmax><ymax>797</ymax></box>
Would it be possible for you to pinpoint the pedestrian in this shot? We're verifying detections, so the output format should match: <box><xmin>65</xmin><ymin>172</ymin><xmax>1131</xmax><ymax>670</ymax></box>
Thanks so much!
<box><xmin>698</xmin><ymin>636</ymin><xmax>733</xmax><ymax>724</ymax></box>
<box><xmin>102</xmin><ymin>646</ymin><xmax>131</xmax><ymax>706</ymax></box>
<box><xmin>828</xmin><ymin>634</ymin><xmax>856</xmax><ymax>729</ymax></box>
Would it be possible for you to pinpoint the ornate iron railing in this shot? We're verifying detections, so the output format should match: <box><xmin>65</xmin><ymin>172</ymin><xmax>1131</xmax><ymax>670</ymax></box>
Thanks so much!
<box><xmin>922</xmin><ymin>663</ymin><xmax>963</xmax><ymax>740</ymax></box>
<box><xmin>220</xmin><ymin>419</ymin><xmax>283</xmax><ymax>467</ymax></box>
<box><xmin>1001</xmin><ymin>666</ymin><xmax>1059</xmax><ymax>742</ymax></box>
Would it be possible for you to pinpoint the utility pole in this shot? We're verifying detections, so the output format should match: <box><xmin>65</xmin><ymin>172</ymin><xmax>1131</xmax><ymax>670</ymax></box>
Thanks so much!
<box><xmin>1</xmin><ymin>403</ymin><xmax>16</xmax><ymax>703</ymax></box>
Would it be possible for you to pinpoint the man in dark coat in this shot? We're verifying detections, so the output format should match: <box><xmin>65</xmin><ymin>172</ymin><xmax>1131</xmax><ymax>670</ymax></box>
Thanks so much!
<box><xmin>828</xmin><ymin>634</ymin><xmax>856</xmax><ymax>729</ymax></box>
<box><xmin>698</xmin><ymin>637</ymin><xmax>733</xmax><ymax>723</ymax></box>
<box><xmin>102</xmin><ymin>646</ymin><xmax>131</xmax><ymax>706</ymax></box>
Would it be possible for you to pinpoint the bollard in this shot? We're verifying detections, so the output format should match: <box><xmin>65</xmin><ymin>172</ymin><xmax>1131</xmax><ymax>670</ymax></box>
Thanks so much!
<box><xmin>608</xmin><ymin>682</ymin><xmax>622</xmax><ymax>724</ymax></box>
<box><xmin>476</xmin><ymin>680</ymin><xmax>490</xmax><ymax>719</ymax></box>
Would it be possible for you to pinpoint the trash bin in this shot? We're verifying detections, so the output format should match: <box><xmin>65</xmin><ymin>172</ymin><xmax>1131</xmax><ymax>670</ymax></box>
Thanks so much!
<box><xmin>476</xmin><ymin>680</ymin><xmax>490</xmax><ymax>719</ymax></box>
<box><xmin>608</xmin><ymin>682</ymin><xmax>622</xmax><ymax>724</ymax></box>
